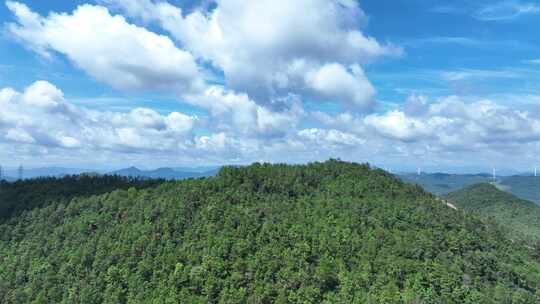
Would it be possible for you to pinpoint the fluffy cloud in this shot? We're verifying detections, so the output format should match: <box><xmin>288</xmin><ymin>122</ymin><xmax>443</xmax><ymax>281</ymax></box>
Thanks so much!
<box><xmin>184</xmin><ymin>85</ymin><xmax>303</xmax><ymax>137</ymax></box>
<box><xmin>6</xmin><ymin>1</ymin><xmax>203</xmax><ymax>92</ymax></box>
<box><xmin>0</xmin><ymin>80</ymin><xmax>301</xmax><ymax>164</ymax></box>
<box><xmin>7</xmin><ymin>1</ymin><xmax>540</xmax><ymax>169</ymax></box>
<box><xmin>365</xmin><ymin>95</ymin><xmax>540</xmax><ymax>148</ymax></box>
<box><xmin>298</xmin><ymin>128</ymin><xmax>365</xmax><ymax>147</ymax></box>
<box><xmin>105</xmin><ymin>0</ymin><xmax>401</xmax><ymax>110</ymax></box>
<box><xmin>0</xmin><ymin>81</ymin><xmax>198</xmax><ymax>151</ymax></box>
<box><xmin>307</xmin><ymin>93</ymin><xmax>540</xmax><ymax>159</ymax></box>
<box><xmin>305</xmin><ymin>63</ymin><xmax>375</xmax><ymax>109</ymax></box>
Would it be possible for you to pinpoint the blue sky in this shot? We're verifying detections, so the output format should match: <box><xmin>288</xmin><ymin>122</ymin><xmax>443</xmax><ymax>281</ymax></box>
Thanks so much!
<box><xmin>0</xmin><ymin>0</ymin><xmax>540</xmax><ymax>172</ymax></box>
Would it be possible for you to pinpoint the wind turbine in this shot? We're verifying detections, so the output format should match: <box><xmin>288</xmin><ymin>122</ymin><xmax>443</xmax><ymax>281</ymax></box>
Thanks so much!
<box><xmin>18</xmin><ymin>165</ymin><xmax>23</xmax><ymax>180</ymax></box>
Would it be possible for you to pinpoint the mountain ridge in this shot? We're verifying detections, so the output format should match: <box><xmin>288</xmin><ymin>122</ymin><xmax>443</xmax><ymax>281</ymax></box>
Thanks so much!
<box><xmin>1</xmin><ymin>160</ymin><xmax>539</xmax><ymax>302</ymax></box>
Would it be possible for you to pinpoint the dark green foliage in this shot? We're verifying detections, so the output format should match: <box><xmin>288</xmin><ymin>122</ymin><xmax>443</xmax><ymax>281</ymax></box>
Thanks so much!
<box><xmin>0</xmin><ymin>174</ymin><xmax>163</xmax><ymax>221</ymax></box>
<box><xmin>445</xmin><ymin>183</ymin><xmax>540</xmax><ymax>241</ymax></box>
<box><xmin>1</xmin><ymin>160</ymin><xmax>539</xmax><ymax>303</ymax></box>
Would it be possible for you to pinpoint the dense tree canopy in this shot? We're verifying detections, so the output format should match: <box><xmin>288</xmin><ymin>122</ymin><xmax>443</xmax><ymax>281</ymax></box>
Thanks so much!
<box><xmin>0</xmin><ymin>174</ymin><xmax>163</xmax><ymax>221</ymax></box>
<box><xmin>445</xmin><ymin>183</ymin><xmax>540</xmax><ymax>241</ymax></box>
<box><xmin>1</xmin><ymin>160</ymin><xmax>539</xmax><ymax>303</ymax></box>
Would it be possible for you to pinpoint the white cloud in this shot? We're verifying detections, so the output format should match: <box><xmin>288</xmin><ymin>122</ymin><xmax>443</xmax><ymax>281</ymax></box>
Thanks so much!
<box><xmin>305</xmin><ymin>63</ymin><xmax>375</xmax><ymax>109</ymax></box>
<box><xmin>184</xmin><ymin>85</ymin><xmax>303</xmax><ymax>137</ymax></box>
<box><xmin>440</xmin><ymin>69</ymin><xmax>521</xmax><ymax>81</ymax></box>
<box><xmin>6</xmin><ymin>1</ymin><xmax>540</xmax><ymax>169</ymax></box>
<box><xmin>364</xmin><ymin>111</ymin><xmax>434</xmax><ymax>142</ymax></box>
<box><xmin>363</xmin><ymin>95</ymin><xmax>540</xmax><ymax>147</ymax></box>
<box><xmin>105</xmin><ymin>0</ymin><xmax>401</xmax><ymax>110</ymax></box>
<box><xmin>5</xmin><ymin>128</ymin><xmax>35</xmax><ymax>143</ymax></box>
<box><xmin>0</xmin><ymin>81</ymin><xmax>198</xmax><ymax>151</ymax></box>
<box><xmin>6</xmin><ymin>1</ymin><xmax>203</xmax><ymax>92</ymax></box>
<box><xmin>475</xmin><ymin>1</ymin><xmax>540</xmax><ymax>21</ymax></box>
<box><xmin>298</xmin><ymin>128</ymin><xmax>365</xmax><ymax>146</ymax></box>
<box><xmin>524</xmin><ymin>59</ymin><xmax>540</xmax><ymax>65</ymax></box>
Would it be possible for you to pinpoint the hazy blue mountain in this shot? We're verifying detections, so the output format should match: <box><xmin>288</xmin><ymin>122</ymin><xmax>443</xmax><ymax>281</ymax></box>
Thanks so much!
<box><xmin>400</xmin><ymin>172</ymin><xmax>540</xmax><ymax>204</ymax></box>
<box><xmin>2</xmin><ymin>167</ymin><xmax>91</xmax><ymax>179</ymax></box>
<box><xmin>173</xmin><ymin>166</ymin><xmax>221</xmax><ymax>173</ymax></box>
<box><xmin>398</xmin><ymin>173</ymin><xmax>493</xmax><ymax>195</ymax></box>
<box><xmin>110</xmin><ymin>167</ymin><xmax>219</xmax><ymax>180</ymax></box>
<box><xmin>111</xmin><ymin>166</ymin><xmax>144</xmax><ymax>177</ymax></box>
<box><xmin>498</xmin><ymin>175</ymin><xmax>540</xmax><ymax>204</ymax></box>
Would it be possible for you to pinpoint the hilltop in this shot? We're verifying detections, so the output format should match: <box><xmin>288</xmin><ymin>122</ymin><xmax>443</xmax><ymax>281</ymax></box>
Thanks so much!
<box><xmin>445</xmin><ymin>183</ymin><xmax>540</xmax><ymax>241</ymax></box>
<box><xmin>0</xmin><ymin>161</ymin><xmax>539</xmax><ymax>303</ymax></box>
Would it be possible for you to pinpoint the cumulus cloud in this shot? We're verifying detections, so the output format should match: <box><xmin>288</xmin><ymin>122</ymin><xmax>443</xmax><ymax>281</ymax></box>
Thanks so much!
<box><xmin>0</xmin><ymin>81</ymin><xmax>198</xmax><ymax>151</ymax></box>
<box><xmin>298</xmin><ymin>128</ymin><xmax>365</xmax><ymax>147</ymax></box>
<box><xmin>184</xmin><ymin>85</ymin><xmax>303</xmax><ymax>137</ymax></box>
<box><xmin>364</xmin><ymin>95</ymin><xmax>540</xmax><ymax>148</ymax></box>
<box><xmin>6</xmin><ymin>1</ymin><xmax>203</xmax><ymax>92</ymax></box>
<box><xmin>305</xmin><ymin>63</ymin><xmax>376</xmax><ymax>110</ymax></box>
<box><xmin>104</xmin><ymin>0</ymin><xmax>401</xmax><ymax>110</ymax></box>
<box><xmin>7</xmin><ymin>1</ymin><xmax>540</xmax><ymax>168</ymax></box>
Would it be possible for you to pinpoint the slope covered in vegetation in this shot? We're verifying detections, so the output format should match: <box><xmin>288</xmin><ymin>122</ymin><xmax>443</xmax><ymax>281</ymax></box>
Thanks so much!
<box><xmin>0</xmin><ymin>175</ymin><xmax>163</xmax><ymax>221</ymax></box>
<box><xmin>445</xmin><ymin>183</ymin><xmax>540</xmax><ymax>241</ymax></box>
<box><xmin>1</xmin><ymin>161</ymin><xmax>539</xmax><ymax>303</ymax></box>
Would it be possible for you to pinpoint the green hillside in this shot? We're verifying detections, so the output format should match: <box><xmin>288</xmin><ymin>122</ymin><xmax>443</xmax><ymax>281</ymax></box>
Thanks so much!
<box><xmin>444</xmin><ymin>183</ymin><xmax>540</xmax><ymax>241</ymax></box>
<box><xmin>0</xmin><ymin>175</ymin><xmax>163</xmax><ymax>221</ymax></box>
<box><xmin>1</xmin><ymin>161</ymin><xmax>540</xmax><ymax>303</ymax></box>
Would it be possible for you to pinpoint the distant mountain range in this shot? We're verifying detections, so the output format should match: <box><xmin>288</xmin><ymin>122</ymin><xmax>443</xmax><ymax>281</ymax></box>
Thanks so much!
<box><xmin>1</xmin><ymin>167</ymin><xmax>90</xmax><ymax>181</ymax></box>
<box><xmin>110</xmin><ymin>166</ymin><xmax>220</xmax><ymax>180</ymax></box>
<box><xmin>398</xmin><ymin>173</ymin><xmax>493</xmax><ymax>195</ymax></box>
<box><xmin>0</xmin><ymin>166</ymin><xmax>221</xmax><ymax>181</ymax></box>
<box><xmin>399</xmin><ymin>172</ymin><xmax>540</xmax><ymax>204</ymax></box>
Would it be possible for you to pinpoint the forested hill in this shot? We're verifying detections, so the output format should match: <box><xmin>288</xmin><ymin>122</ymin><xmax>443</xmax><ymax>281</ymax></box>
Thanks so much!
<box><xmin>0</xmin><ymin>175</ymin><xmax>163</xmax><ymax>221</ymax></box>
<box><xmin>1</xmin><ymin>160</ymin><xmax>540</xmax><ymax>303</ymax></box>
<box><xmin>444</xmin><ymin>183</ymin><xmax>540</xmax><ymax>241</ymax></box>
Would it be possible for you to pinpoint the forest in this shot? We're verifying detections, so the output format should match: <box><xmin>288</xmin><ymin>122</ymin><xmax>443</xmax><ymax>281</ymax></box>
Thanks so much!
<box><xmin>1</xmin><ymin>160</ymin><xmax>539</xmax><ymax>303</ymax></box>
<box><xmin>0</xmin><ymin>174</ymin><xmax>163</xmax><ymax>221</ymax></box>
<box><xmin>445</xmin><ymin>183</ymin><xmax>540</xmax><ymax>242</ymax></box>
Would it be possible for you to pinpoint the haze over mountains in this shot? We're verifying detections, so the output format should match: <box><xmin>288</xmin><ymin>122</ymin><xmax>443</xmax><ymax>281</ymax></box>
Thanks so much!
<box><xmin>1</xmin><ymin>166</ymin><xmax>220</xmax><ymax>181</ymax></box>
<box><xmin>399</xmin><ymin>172</ymin><xmax>540</xmax><ymax>205</ymax></box>
<box><xmin>110</xmin><ymin>167</ymin><xmax>220</xmax><ymax>180</ymax></box>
